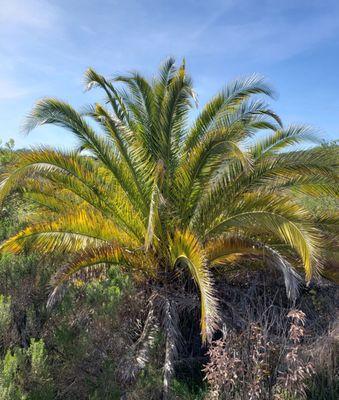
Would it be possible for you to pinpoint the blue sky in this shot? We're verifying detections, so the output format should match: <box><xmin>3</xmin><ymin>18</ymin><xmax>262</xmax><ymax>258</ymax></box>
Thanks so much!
<box><xmin>1</xmin><ymin>0</ymin><xmax>339</xmax><ymax>148</ymax></box>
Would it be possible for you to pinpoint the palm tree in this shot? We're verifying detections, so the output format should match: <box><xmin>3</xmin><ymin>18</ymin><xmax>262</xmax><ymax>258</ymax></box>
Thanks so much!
<box><xmin>0</xmin><ymin>59</ymin><xmax>337</xmax><ymax>397</ymax></box>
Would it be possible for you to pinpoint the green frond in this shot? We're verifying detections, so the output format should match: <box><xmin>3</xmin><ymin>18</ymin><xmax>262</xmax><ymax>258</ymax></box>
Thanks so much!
<box><xmin>175</xmin><ymin>130</ymin><xmax>251</xmax><ymax>226</ymax></box>
<box><xmin>83</xmin><ymin>67</ymin><xmax>128</xmax><ymax>122</ymax></box>
<box><xmin>114</xmin><ymin>72</ymin><xmax>158</xmax><ymax>136</ymax></box>
<box><xmin>184</xmin><ymin>74</ymin><xmax>275</xmax><ymax>151</ymax></box>
<box><xmin>153</xmin><ymin>57</ymin><xmax>177</xmax><ymax>108</ymax></box>
<box><xmin>93</xmin><ymin>103</ymin><xmax>149</xmax><ymax>207</ymax></box>
<box><xmin>214</xmin><ymin>99</ymin><xmax>282</xmax><ymax>135</ymax></box>
<box><xmin>250</xmin><ymin>124</ymin><xmax>321</xmax><ymax>159</ymax></box>
<box><xmin>160</xmin><ymin>61</ymin><xmax>193</xmax><ymax>168</ymax></box>
<box><xmin>193</xmin><ymin>145</ymin><xmax>338</xmax><ymax>233</ymax></box>
<box><xmin>23</xmin><ymin>98</ymin><xmax>99</xmax><ymax>149</ymax></box>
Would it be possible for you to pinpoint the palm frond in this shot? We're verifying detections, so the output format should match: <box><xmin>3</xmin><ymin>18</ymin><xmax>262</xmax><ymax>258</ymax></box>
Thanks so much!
<box><xmin>47</xmin><ymin>244</ymin><xmax>154</xmax><ymax>308</ymax></box>
<box><xmin>160</xmin><ymin>296</ymin><xmax>180</xmax><ymax>399</ymax></box>
<box><xmin>117</xmin><ymin>295</ymin><xmax>159</xmax><ymax>384</ymax></box>
<box><xmin>0</xmin><ymin>207</ymin><xmax>138</xmax><ymax>254</ymax></box>
<box><xmin>83</xmin><ymin>67</ymin><xmax>129</xmax><ymax>122</ymax></box>
<box><xmin>205</xmin><ymin>235</ymin><xmax>301</xmax><ymax>300</ymax></box>
<box><xmin>250</xmin><ymin>124</ymin><xmax>321</xmax><ymax>159</ymax></box>
<box><xmin>206</xmin><ymin>211</ymin><xmax>320</xmax><ymax>282</ymax></box>
<box><xmin>184</xmin><ymin>74</ymin><xmax>275</xmax><ymax>151</ymax></box>
<box><xmin>170</xmin><ymin>230</ymin><xmax>219</xmax><ymax>342</ymax></box>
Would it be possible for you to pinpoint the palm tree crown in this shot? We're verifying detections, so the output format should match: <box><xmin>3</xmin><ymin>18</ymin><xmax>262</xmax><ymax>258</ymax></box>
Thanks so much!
<box><xmin>0</xmin><ymin>58</ymin><xmax>337</xmax><ymax>394</ymax></box>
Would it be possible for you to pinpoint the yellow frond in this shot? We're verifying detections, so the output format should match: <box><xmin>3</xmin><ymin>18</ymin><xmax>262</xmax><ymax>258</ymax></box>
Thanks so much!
<box><xmin>169</xmin><ymin>230</ymin><xmax>219</xmax><ymax>343</ymax></box>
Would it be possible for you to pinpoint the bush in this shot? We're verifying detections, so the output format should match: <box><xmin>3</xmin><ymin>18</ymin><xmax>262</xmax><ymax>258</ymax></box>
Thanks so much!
<box><xmin>0</xmin><ymin>295</ymin><xmax>11</xmax><ymax>340</ymax></box>
<box><xmin>0</xmin><ymin>339</ymin><xmax>54</xmax><ymax>400</ymax></box>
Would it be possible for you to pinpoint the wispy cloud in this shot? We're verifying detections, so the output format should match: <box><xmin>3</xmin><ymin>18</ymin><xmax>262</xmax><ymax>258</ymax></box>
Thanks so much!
<box><xmin>185</xmin><ymin>7</ymin><xmax>339</xmax><ymax>63</ymax></box>
<box><xmin>0</xmin><ymin>0</ymin><xmax>60</xmax><ymax>31</ymax></box>
<box><xmin>0</xmin><ymin>79</ymin><xmax>31</xmax><ymax>100</ymax></box>
<box><xmin>0</xmin><ymin>0</ymin><xmax>65</xmax><ymax>101</ymax></box>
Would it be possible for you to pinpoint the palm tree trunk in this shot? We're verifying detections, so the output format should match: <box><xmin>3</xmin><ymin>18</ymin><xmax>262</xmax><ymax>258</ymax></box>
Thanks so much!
<box><xmin>163</xmin><ymin>330</ymin><xmax>175</xmax><ymax>399</ymax></box>
<box><xmin>162</xmin><ymin>297</ymin><xmax>179</xmax><ymax>400</ymax></box>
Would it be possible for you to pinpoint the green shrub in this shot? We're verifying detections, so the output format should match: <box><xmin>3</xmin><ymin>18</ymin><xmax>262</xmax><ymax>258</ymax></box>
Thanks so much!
<box><xmin>0</xmin><ymin>295</ymin><xmax>11</xmax><ymax>338</ymax></box>
<box><xmin>171</xmin><ymin>379</ymin><xmax>207</xmax><ymax>399</ymax></box>
<box><xmin>0</xmin><ymin>350</ymin><xmax>26</xmax><ymax>400</ymax></box>
<box><xmin>0</xmin><ymin>339</ymin><xmax>54</xmax><ymax>400</ymax></box>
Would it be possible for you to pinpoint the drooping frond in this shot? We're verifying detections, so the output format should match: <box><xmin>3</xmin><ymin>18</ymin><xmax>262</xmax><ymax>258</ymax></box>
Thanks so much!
<box><xmin>169</xmin><ymin>230</ymin><xmax>219</xmax><ymax>342</ymax></box>
<box><xmin>206</xmin><ymin>211</ymin><xmax>320</xmax><ymax>282</ymax></box>
<box><xmin>263</xmin><ymin>246</ymin><xmax>301</xmax><ymax>301</ymax></box>
<box><xmin>0</xmin><ymin>147</ymin><xmax>96</xmax><ymax>205</ymax></box>
<box><xmin>205</xmin><ymin>235</ymin><xmax>301</xmax><ymax>300</ymax></box>
<box><xmin>47</xmin><ymin>244</ymin><xmax>155</xmax><ymax>308</ymax></box>
<box><xmin>117</xmin><ymin>295</ymin><xmax>159</xmax><ymax>384</ymax></box>
<box><xmin>206</xmin><ymin>235</ymin><xmax>263</xmax><ymax>266</ymax></box>
<box><xmin>192</xmin><ymin>143</ymin><xmax>338</xmax><ymax>235</ymax></box>
<box><xmin>160</xmin><ymin>296</ymin><xmax>181</xmax><ymax>398</ymax></box>
<box><xmin>0</xmin><ymin>148</ymin><xmax>147</xmax><ymax>240</ymax></box>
